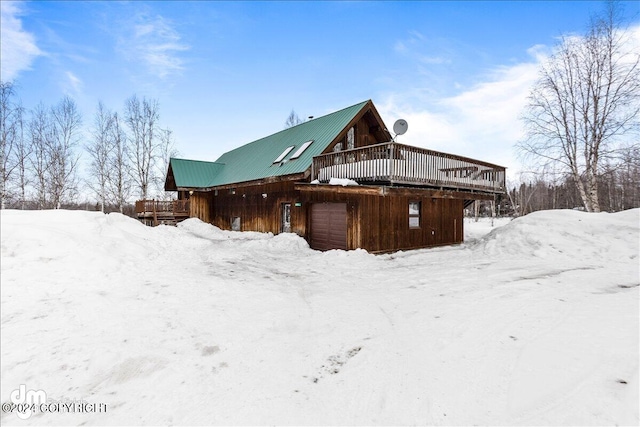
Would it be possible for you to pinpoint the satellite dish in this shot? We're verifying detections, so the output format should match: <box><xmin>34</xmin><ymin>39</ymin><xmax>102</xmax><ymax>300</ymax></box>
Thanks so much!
<box><xmin>393</xmin><ymin>119</ymin><xmax>408</xmax><ymax>136</ymax></box>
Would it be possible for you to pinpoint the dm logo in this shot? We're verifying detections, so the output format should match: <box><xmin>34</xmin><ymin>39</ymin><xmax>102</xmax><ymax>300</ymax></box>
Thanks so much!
<box><xmin>10</xmin><ymin>384</ymin><xmax>47</xmax><ymax>420</ymax></box>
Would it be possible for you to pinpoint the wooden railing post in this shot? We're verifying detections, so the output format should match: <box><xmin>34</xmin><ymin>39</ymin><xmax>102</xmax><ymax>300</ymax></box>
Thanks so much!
<box><xmin>152</xmin><ymin>199</ymin><xmax>157</xmax><ymax>226</ymax></box>
<box><xmin>389</xmin><ymin>143</ymin><xmax>395</xmax><ymax>181</ymax></box>
<box><xmin>310</xmin><ymin>142</ymin><xmax>505</xmax><ymax>192</ymax></box>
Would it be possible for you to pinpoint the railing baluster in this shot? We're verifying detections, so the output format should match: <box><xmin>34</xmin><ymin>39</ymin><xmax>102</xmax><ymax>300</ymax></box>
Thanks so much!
<box><xmin>311</xmin><ymin>142</ymin><xmax>504</xmax><ymax>192</ymax></box>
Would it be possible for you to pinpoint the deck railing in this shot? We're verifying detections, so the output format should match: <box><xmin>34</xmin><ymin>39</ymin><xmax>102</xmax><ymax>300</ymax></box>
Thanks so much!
<box><xmin>135</xmin><ymin>199</ymin><xmax>190</xmax><ymax>214</ymax></box>
<box><xmin>311</xmin><ymin>142</ymin><xmax>506</xmax><ymax>193</ymax></box>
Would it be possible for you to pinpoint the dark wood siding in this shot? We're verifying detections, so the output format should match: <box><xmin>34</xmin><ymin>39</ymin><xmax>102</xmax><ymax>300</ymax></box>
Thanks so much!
<box><xmin>192</xmin><ymin>182</ymin><xmax>468</xmax><ymax>253</ymax></box>
<box><xmin>189</xmin><ymin>193</ymin><xmax>210</xmax><ymax>223</ymax></box>
<box><xmin>324</xmin><ymin>108</ymin><xmax>391</xmax><ymax>154</ymax></box>
<box><xmin>298</xmin><ymin>185</ymin><xmax>466</xmax><ymax>252</ymax></box>
<box><xmin>202</xmin><ymin>181</ymin><xmax>305</xmax><ymax>236</ymax></box>
<box><xmin>310</xmin><ymin>203</ymin><xmax>347</xmax><ymax>250</ymax></box>
<box><xmin>357</xmin><ymin>194</ymin><xmax>464</xmax><ymax>252</ymax></box>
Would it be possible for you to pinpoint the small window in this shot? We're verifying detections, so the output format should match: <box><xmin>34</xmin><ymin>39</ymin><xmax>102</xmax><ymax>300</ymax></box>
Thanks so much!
<box><xmin>273</xmin><ymin>146</ymin><xmax>295</xmax><ymax>163</ymax></box>
<box><xmin>347</xmin><ymin>127</ymin><xmax>355</xmax><ymax>150</ymax></box>
<box><xmin>231</xmin><ymin>217</ymin><xmax>241</xmax><ymax>231</ymax></box>
<box><xmin>229</xmin><ymin>188</ymin><xmax>236</xmax><ymax>195</ymax></box>
<box><xmin>289</xmin><ymin>140</ymin><xmax>313</xmax><ymax>159</ymax></box>
<box><xmin>281</xmin><ymin>203</ymin><xmax>291</xmax><ymax>233</ymax></box>
<box><xmin>409</xmin><ymin>201</ymin><xmax>421</xmax><ymax>228</ymax></box>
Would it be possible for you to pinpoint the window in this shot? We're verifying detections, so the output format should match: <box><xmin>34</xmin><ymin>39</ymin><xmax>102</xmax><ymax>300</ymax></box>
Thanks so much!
<box><xmin>289</xmin><ymin>140</ymin><xmax>313</xmax><ymax>159</ymax></box>
<box><xmin>231</xmin><ymin>217</ymin><xmax>241</xmax><ymax>231</ymax></box>
<box><xmin>409</xmin><ymin>201</ymin><xmax>421</xmax><ymax>228</ymax></box>
<box><xmin>281</xmin><ymin>203</ymin><xmax>291</xmax><ymax>233</ymax></box>
<box><xmin>273</xmin><ymin>146</ymin><xmax>295</xmax><ymax>163</ymax></box>
<box><xmin>347</xmin><ymin>127</ymin><xmax>355</xmax><ymax>150</ymax></box>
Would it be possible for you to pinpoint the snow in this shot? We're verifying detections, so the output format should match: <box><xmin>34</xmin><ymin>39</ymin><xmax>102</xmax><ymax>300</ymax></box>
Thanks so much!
<box><xmin>1</xmin><ymin>208</ymin><xmax>638</xmax><ymax>425</ymax></box>
<box><xmin>328</xmin><ymin>177</ymin><xmax>359</xmax><ymax>186</ymax></box>
<box><xmin>310</xmin><ymin>178</ymin><xmax>359</xmax><ymax>186</ymax></box>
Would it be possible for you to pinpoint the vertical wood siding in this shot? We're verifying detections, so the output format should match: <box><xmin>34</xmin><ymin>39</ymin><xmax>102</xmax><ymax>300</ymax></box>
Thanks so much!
<box><xmin>192</xmin><ymin>184</ymin><xmax>465</xmax><ymax>253</ymax></box>
<box><xmin>299</xmin><ymin>189</ymin><xmax>464</xmax><ymax>252</ymax></box>
<box><xmin>189</xmin><ymin>193</ymin><xmax>210</xmax><ymax>223</ymax></box>
<box><xmin>205</xmin><ymin>181</ymin><xmax>304</xmax><ymax>235</ymax></box>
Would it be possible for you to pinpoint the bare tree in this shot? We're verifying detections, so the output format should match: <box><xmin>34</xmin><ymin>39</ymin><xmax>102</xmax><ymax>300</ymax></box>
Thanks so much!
<box><xmin>125</xmin><ymin>95</ymin><xmax>160</xmax><ymax>200</ymax></box>
<box><xmin>13</xmin><ymin>103</ymin><xmax>30</xmax><ymax>209</ymax></box>
<box><xmin>107</xmin><ymin>112</ymin><xmax>131</xmax><ymax>212</ymax></box>
<box><xmin>86</xmin><ymin>101</ymin><xmax>113</xmax><ymax>212</ymax></box>
<box><xmin>519</xmin><ymin>3</ymin><xmax>640</xmax><ymax>212</ymax></box>
<box><xmin>28</xmin><ymin>103</ymin><xmax>52</xmax><ymax>208</ymax></box>
<box><xmin>619</xmin><ymin>145</ymin><xmax>640</xmax><ymax>209</ymax></box>
<box><xmin>1</xmin><ymin>81</ymin><xmax>21</xmax><ymax>209</ymax></box>
<box><xmin>48</xmin><ymin>96</ymin><xmax>82</xmax><ymax>209</ymax></box>
<box><xmin>285</xmin><ymin>109</ymin><xmax>304</xmax><ymax>128</ymax></box>
<box><xmin>155</xmin><ymin>127</ymin><xmax>178</xmax><ymax>199</ymax></box>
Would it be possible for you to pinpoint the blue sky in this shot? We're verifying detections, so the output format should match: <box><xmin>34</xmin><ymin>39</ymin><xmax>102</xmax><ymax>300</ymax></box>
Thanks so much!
<box><xmin>2</xmin><ymin>1</ymin><xmax>639</xmax><ymax>180</ymax></box>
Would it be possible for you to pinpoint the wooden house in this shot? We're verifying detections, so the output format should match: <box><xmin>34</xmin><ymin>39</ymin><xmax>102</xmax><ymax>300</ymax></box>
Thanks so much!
<box><xmin>161</xmin><ymin>100</ymin><xmax>506</xmax><ymax>252</ymax></box>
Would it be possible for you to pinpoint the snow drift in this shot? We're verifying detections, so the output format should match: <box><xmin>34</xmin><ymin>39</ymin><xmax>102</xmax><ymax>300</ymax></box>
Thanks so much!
<box><xmin>476</xmin><ymin>209</ymin><xmax>639</xmax><ymax>259</ymax></box>
<box><xmin>1</xmin><ymin>208</ymin><xmax>638</xmax><ymax>425</ymax></box>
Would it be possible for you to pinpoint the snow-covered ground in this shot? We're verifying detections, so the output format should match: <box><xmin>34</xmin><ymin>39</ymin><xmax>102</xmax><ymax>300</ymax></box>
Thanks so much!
<box><xmin>1</xmin><ymin>209</ymin><xmax>638</xmax><ymax>426</ymax></box>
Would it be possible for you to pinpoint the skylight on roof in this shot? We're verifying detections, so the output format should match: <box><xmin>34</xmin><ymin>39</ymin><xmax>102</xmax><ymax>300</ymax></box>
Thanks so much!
<box><xmin>289</xmin><ymin>140</ymin><xmax>314</xmax><ymax>160</ymax></box>
<box><xmin>273</xmin><ymin>146</ymin><xmax>295</xmax><ymax>163</ymax></box>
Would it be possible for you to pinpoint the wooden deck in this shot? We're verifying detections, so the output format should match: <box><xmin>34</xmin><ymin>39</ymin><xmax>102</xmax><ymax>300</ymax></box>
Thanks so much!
<box><xmin>135</xmin><ymin>199</ymin><xmax>190</xmax><ymax>226</ymax></box>
<box><xmin>311</xmin><ymin>142</ymin><xmax>506</xmax><ymax>194</ymax></box>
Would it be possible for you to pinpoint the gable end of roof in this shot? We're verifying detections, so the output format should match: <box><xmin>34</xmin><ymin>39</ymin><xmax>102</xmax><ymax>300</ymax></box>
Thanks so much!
<box><xmin>165</xmin><ymin>158</ymin><xmax>225</xmax><ymax>191</ymax></box>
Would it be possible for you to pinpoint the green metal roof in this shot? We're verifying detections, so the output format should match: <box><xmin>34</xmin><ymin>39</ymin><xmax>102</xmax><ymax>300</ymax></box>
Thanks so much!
<box><xmin>168</xmin><ymin>158</ymin><xmax>225</xmax><ymax>189</ymax></box>
<box><xmin>209</xmin><ymin>100</ymin><xmax>369</xmax><ymax>186</ymax></box>
<box><xmin>166</xmin><ymin>100</ymin><xmax>371</xmax><ymax>189</ymax></box>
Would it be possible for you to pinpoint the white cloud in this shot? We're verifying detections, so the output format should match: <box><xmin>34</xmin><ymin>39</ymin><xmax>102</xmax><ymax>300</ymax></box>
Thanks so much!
<box><xmin>622</xmin><ymin>24</ymin><xmax>640</xmax><ymax>65</ymax></box>
<box><xmin>407</xmin><ymin>30</ymin><xmax>426</xmax><ymax>42</ymax></box>
<box><xmin>378</xmin><ymin>51</ymin><xmax>541</xmax><ymax>176</ymax></box>
<box><xmin>525</xmin><ymin>44</ymin><xmax>550</xmax><ymax>63</ymax></box>
<box><xmin>0</xmin><ymin>1</ymin><xmax>42</xmax><ymax>81</ymax></box>
<box><xmin>393</xmin><ymin>40</ymin><xmax>407</xmax><ymax>54</ymax></box>
<box><xmin>393</xmin><ymin>30</ymin><xmax>452</xmax><ymax>65</ymax></box>
<box><xmin>380</xmin><ymin>22</ymin><xmax>640</xmax><ymax>179</ymax></box>
<box><xmin>64</xmin><ymin>71</ymin><xmax>83</xmax><ymax>95</ymax></box>
<box><xmin>117</xmin><ymin>12</ymin><xmax>189</xmax><ymax>80</ymax></box>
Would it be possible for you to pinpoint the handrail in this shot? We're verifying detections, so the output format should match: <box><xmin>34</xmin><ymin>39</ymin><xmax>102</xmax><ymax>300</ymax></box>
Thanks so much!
<box><xmin>135</xmin><ymin>199</ymin><xmax>191</xmax><ymax>215</ymax></box>
<box><xmin>312</xmin><ymin>142</ymin><xmax>505</xmax><ymax>193</ymax></box>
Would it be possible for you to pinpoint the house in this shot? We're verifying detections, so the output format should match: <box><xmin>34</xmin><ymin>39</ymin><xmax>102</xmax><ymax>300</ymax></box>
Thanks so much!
<box><xmin>162</xmin><ymin>100</ymin><xmax>506</xmax><ymax>252</ymax></box>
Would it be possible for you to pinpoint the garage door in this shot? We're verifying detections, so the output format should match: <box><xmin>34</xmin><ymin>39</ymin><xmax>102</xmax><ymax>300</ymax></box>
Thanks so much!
<box><xmin>310</xmin><ymin>203</ymin><xmax>347</xmax><ymax>251</ymax></box>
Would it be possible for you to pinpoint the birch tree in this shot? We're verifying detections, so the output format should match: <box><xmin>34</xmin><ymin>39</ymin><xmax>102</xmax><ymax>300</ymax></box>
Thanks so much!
<box><xmin>48</xmin><ymin>96</ymin><xmax>81</xmax><ymax>209</ymax></box>
<box><xmin>155</xmin><ymin>127</ymin><xmax>178</xmax><ymax>199</ymax></box>
<box><xmin>28</xmin><ymin>103</ymin><xmax>52</xmax><ymax>208</ymax></box>
<box><xmin>519</xmin><ymin>3</ymin><xmax>640</xmax><ymax>212</ymax></box>
<box><xmin>13</xmin><ymin>104</ymin><xmax>30</xmax><ymax>209</ymax></box>
<box><xmin>0</xmin><ymin>81</ymin><xmax>21</xmax><ymax>209</ymax></box>
<box><xmin>87</xmin><ymin>101</ymin><xmax>113</xmax><ymax>212</ymax></box>
<box><xmin>125</xmin><ymin>95</ymin><xmax>160</xmax><ymax>200</ymax></box>
<box><xmin>108</xmin><ymin>112</ymin><xmax>131</xmax><ymax>212</ymax></box>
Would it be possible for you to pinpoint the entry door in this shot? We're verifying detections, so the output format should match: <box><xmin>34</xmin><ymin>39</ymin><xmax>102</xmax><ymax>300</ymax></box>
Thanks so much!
<box><xmin>281</xmin><ymin>203</ymin><xmax>291</xmax><ymax>233</ymax></box>
<box><xmin>310</xmin><ymin>203</ymin><xmax>347</xmax><ymax>251</ymax></box>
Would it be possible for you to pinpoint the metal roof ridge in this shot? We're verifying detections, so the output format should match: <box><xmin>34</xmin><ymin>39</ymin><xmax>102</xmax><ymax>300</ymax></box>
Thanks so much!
<box><xmin>285</xmin><ymin>99</ymin><xmax>371</xmax><ymax>130</ymax></box>
<box><xmin>170</xmin><ymin>157</ymin><xmax>225</xmax><ymax>165</ymax></box>
<box><xmin>214</xmin><ymin>100</ymin><xmax>370</xmax><ymax>159</ymax></box>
